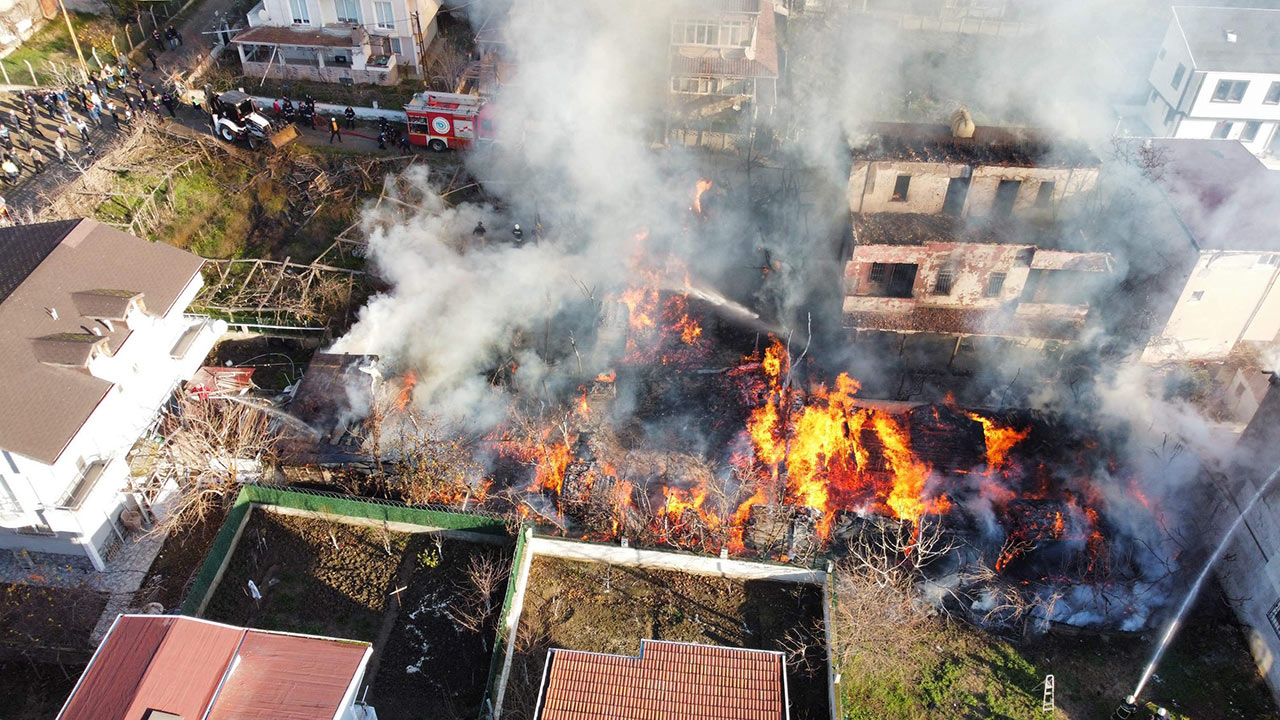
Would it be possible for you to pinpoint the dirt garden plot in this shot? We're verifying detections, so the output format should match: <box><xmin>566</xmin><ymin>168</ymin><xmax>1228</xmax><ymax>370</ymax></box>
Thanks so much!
<box><xmin>502</xmin><ymin>556</ymin><xmax>831</xmax><ymax>720</ymax></box>
<box><xmin>202</xmin><ymin>507</ymin><xmax>512</xmax><ymax>720</ymax></box>
<box><xmin>204</xmin><ymin>510</ymin><xmax>409</xmax><ymax>640</ymax></box>
<box><xmin>370</xmin><ymin>537</ymin><xmax>511</xmax><ymax>720</ymax></box>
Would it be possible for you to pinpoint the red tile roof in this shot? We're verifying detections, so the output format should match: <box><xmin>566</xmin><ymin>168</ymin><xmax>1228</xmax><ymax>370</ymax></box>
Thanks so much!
<box><xmin>57</xmin><ymin>616</ymin><xmax>371</xmax><ymax>720</ymax></box>
<box><xmin>537</xmin><ymin>640</ymin><xmax>787</xmax><ymax>720</ymax></box>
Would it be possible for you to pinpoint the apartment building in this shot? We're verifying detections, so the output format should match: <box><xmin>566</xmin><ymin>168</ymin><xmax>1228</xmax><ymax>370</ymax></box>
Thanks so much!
<box><xmin>667</xmin><ymin>0</ymin><xmax>780</xmax><ymax>120</ymax></box>
<box><xmin>1140</xmin><ymin>6</ymin><xmax>1280</xmax><ymax>162</ymax></box>
<box><xmin>233</xmin><ymin>0</ymin><xmax>439</xmax><ymax>84</ymax></box>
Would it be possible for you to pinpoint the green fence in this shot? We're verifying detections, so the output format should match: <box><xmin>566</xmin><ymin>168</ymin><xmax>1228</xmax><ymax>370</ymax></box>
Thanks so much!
<box><xmin>180</xmin><ymin>483</ymin><xmax>511</xmax><ymax>616</ymax></box>
<box><xmin>479</xmin><ymin>525</ymin><xmax>529</xmax><ymax>718</ymax></box>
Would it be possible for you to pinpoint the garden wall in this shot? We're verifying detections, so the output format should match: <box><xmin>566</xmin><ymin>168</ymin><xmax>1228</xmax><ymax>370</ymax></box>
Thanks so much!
<box><xmin>180</xmin><ymin>483</ymin><xmax>509</xmax><ymax>616</ymax></box>
<box><xmin>486</xmin><ymin>533</ymin><xmax>837</xmax><ymax>720</ymax></box>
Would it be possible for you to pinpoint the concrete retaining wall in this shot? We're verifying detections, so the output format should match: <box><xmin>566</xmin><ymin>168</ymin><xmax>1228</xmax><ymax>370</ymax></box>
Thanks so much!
<box><xmin>527</xmin><ymin>536</ymin><xmax>826</xmax><ymax>584</ymax></box>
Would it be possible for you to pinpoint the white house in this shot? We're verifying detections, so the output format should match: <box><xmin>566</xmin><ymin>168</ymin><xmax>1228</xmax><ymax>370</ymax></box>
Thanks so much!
<box><xmin>0</xmin><ymin>219</ymin><xmax>225</xmax><ymax>570</ymax></box>
<box><xmin>1139</xmin><ymin>6</ymin><xmax>1280</xmax><ymax>162</ymax></box>
<box><xmin>232</xmin><ymin>0</ymin><xmax>439</xmax><ymax>85</ymax></box>
<box><xmin>1138</xmin><ymin>139</ymin><xmax>1280</xmax><ymax>364</ymax></box>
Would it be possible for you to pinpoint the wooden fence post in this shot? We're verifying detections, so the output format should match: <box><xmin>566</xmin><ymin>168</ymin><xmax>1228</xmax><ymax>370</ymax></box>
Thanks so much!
<box><xmin>24</xmin><ymin>60</ymin><xmax>36</xmax><ymax>86</ymax></box>
<box><xmin>0</xmin><ymin>62</ymin><xmax>10</xmax><ymax>86</ymax></box>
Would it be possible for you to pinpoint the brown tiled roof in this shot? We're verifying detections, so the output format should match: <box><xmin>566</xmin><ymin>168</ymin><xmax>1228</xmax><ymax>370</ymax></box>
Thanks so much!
<box><xmin>537</xmin><ymin>640</ymin><xmax>787</xmax><ymax>720</ymax></box>
<box><xmin>58</xmin><ymin>615</ymin><xmax>371</xmax><ymax>720</ymax></box>
<box><xmin>233</xmin><ymin>24</ymin><xmax>364</xmax><ymax>48</ymax></box>
<box><xmin>0</xmin><ymin>219</ymin><xmax>204</xmax><ymax>465</ymax></box>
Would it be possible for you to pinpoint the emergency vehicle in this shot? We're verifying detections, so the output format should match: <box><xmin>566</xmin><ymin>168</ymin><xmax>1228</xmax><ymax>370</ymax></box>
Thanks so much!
<box><xmin>404</xmin><ymin>91</ymin><xmax>495</xmax><ymax>151</ymax></box>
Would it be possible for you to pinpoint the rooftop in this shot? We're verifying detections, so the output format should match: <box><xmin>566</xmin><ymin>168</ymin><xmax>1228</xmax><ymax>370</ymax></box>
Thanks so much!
<box><xmin>1143</xmin><ymin>138</ymin><xmax>1280</xmax><ymax>251</ymax></box>
<box><xmin>536</xmin><ymin>640</ymin><xmax>787</xmax><ymax>720</ymax></box>
<box><xmin>232</xmin><ymin>24</ymin><xmax>366</xmax><ymax>48</ymax></box>
<box><xmin>57</xmin><ymin>615</ymin><xmax>371</xmax><ymax>720</ymax></box>
<box><xmin>278</xmin><ymin>352</ymin><xmax>379</xmax><ymax>464</ymax></box>
<box><xmin>1172</xmin><ymin>5</ymin><xmax>1280</xmax><ymax>73</ymax></box>
<box><xmin>850</xmin><ymin>123</ymin><xmax>1099</xmax><ymax>168</ymax></box>
<box><xmin>0</xmin><ymin>219</ymin><xmax>204</xmax><ymax>465</ymax></box>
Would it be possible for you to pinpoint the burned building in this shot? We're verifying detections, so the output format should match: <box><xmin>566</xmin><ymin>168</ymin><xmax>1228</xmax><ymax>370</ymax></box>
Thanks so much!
<box><xmin>848</xmin><ymin>122</ymin><xmax>1099</xmax><ymax>219</ymax></box>
<box><xmin>841</xmin><ymin>122</ymin><xmax>1111</xmax><ymax>347</ymax></box>
<box><xmin>277</xmin><ymin>352</ymin><xmax>380</xmax><ymax>466</ymax></box>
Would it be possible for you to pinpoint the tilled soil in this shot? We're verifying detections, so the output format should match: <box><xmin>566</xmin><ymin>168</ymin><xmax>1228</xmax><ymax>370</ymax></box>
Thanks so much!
<box><xmin>369</xmin><ymin>537</ymin><xmax>513</xmax><ymax>720</ymax></box>
<box><xmin>504</xmin><ymin>557</ymin><xmax>830</xmax><ymax>720</ymax></box>
<box><xmin>204</xmin><ymin>510</ymin><xmax>408</xmax><ymax>641</ymax></box>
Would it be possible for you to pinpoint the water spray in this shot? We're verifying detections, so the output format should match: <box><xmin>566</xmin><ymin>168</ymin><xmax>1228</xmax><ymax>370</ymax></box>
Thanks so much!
<box><xmin>1129</xmin><ymin>464</ymin><xmax>1280</xmax><ymax>702</ymax></box>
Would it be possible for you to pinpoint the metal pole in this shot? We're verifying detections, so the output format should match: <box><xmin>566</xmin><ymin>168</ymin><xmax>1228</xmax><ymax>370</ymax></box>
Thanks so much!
<box><xmin>24</xmin><ymin>60</ymin><xmax>36</xmax><ymax>86</ymax></box>
<box><xmin>56</xmin><ymin>0</ymin><xmax>90</xmax><ymax>82</ymax></box>
<box><xmin>0</xmin><ymin>62</ymin><xmax>10</xmax><ymax>86</ymax></box>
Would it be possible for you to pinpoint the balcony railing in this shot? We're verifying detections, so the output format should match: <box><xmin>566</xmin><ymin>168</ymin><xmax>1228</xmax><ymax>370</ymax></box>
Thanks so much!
<box><xmin>57</xmin><ymin>459</ymin><xmax>110</xmax><ymax>510</ymax></box>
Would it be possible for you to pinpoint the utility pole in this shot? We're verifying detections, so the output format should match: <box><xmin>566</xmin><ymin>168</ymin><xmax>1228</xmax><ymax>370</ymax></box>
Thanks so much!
<box><xmin>56</xmin><ymin>0</ymin><xmax>89</xmax><ymax>82</ymax></box>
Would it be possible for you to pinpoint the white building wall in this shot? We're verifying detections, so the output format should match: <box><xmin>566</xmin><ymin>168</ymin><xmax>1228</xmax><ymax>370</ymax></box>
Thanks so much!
<box><xmin>1141</xmin><ymin>18</ymin><xmax>1197</xmax><ymax>135</ymax></box>
<box><xmin>0</xmin><ymin>274</ymin><xmax>225</xmax><ymax>567</ymax></box>
<box><xmin>247</xmin><ymin>0</ymin><xmax>432</xmax><ymax>69</ymax></box>
<box><xmin>1143</xmin><ymin>251</ymin><xmax>1280</xmax><ymax>363</ymax></box>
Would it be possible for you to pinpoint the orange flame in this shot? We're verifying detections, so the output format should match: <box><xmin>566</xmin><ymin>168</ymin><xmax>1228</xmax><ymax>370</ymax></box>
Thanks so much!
<box><xmin>394</xmin><ymin>369</ymin><xmax>418</xmax><ymax>411</ymax></box>
<box><xmin>595</xmin><ymin>370</ymin><xmax>616</xmax><ymax>383</ymax></box>
<box><xmin>692</xmin><ymin>178</ymin><xmax>713</xmax><ymax>214</ymax></box>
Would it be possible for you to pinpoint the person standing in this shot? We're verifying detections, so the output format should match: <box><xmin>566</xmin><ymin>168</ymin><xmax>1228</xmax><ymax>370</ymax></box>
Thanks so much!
<box><xmin>53</xmin><ymin>135</ymin><xmax>66</xmax><ymax>163</ymax></box>
<box><xmin>88</xmin><ymin>103</ymin><xmax>102</xmax><ymax>126</ymax></box>
<box><xmin>146</xmin><ymin>49</ymin><xmax>158</xmax><ymax>71</ymax></box>
<box><xmin>344</xmin><ymin>105</ymin><xmax>355</xmax><ymax>129</ymax></box>
<box><xmin>512</xmin><ymin>223</ymin><xmax>524</xmax><ymax>245</ymax></box>
<box><xmin>329</xmin><ymin>116</ymin><xmax>342</xmax><ymax>144</ymax></box>
<box><xmin>376</xmin><ymin>129</ymin><xmax>386</xmax><ymax>150</ymax></box>
<box><xmin>107</xmin><ymin>101</ymin><xmax>120</xmax><ymax>126</ymax></box>
<box><xmin>0</xmin><ymin>124</ymin><xmax>11</xmax><ymax>150</ymax></box>
<box><xmin>161</xmin><ymin>92</ymin><xmax>176</xmax><ymax>117</ymax></box>
<box><xmin>83</xmin><ymin>140</ymin><xmax>95</xmax><ymax>159</ymax></box>
<box><xmin>28</xmin><ymin>146</ymin><xmax>44</xmax><ymax>172</ymax></box>
<box><xmin>74</xmin><ymin>117</ymin><xmax>88</xmax><ymax>142</ymax></box>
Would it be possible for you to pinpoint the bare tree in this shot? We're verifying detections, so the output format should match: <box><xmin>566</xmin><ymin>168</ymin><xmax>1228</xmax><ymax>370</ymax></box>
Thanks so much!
<box><xmin>143</xmin><ymin>393</ymin><xmax>279</xmax><ymax>534</ymax></box>
<box><xmin>450</xmin><ymin>552</ymin><xmax>511</xmax><ymax>635</ymax></box>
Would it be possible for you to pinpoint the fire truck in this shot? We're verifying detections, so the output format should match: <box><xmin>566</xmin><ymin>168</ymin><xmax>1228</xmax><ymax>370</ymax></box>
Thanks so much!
<box><xmin>404</xmin><ymin>91</ymin><xmax>496</xmax><ymax>151</ymax></box>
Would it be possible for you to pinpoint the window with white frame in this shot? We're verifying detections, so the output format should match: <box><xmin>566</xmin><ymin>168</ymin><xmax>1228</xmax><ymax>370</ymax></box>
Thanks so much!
<box><xmin>335</xmin><ymin>0</ymin><xmax>361</xmax><ymax>24</ymax></box>
<box><xmin>290</xmin><ymin>0</ymin><xmax>310</xmax><ymax>24</ymax></box>
<box><xmin>671</xmin><ymin>76</ymin><xmax>716</xmax><ymax>95</ymax></box>
<box><xmin>671</xmin><ymin>17</ymin><xmax>751</xmax><ymax>46</ymax></box>
<box><xmin>374</xmin><ymin>1</ymin><xmax>394</xmax><ymax>29</ymax></box>
<box><xmin>389</xmin><ymin>37</ymin><xmax>401</xmax><ymax>54</ymax></box>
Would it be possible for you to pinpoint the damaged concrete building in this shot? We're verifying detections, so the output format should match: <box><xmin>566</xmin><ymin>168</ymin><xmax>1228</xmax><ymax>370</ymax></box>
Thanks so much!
<box><xmin>842</xmin><ymin>122</ymin><xmax>1111</xmax><ymax>349</ymax></box>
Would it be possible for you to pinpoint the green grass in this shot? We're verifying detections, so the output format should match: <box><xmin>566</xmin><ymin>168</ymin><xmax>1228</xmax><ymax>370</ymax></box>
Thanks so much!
<box><xmin>3</xmin><ymin>13</ymin><xmax>124</xmax><ymax>85</ymax></box>
<box><xmin>835</xmin><ymin>594</ymin><xmax>1280</xmax><ymax>720</ymax></box>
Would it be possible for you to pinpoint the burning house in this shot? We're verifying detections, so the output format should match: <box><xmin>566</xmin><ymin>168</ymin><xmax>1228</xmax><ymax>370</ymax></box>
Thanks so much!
<box><xmin>841</xmin><ymin>121</ymin><xmax>1112</xmax><ymax>347</ymax></box>
<box><xmin>277</xmin><ymin>352</ymin><xmax>380</xmax><ymax>466</ymax></box>
<box><xmin>847</xmin><ymin>121</ymin><xmax>1100</xmax><ymax>219</ymax></box>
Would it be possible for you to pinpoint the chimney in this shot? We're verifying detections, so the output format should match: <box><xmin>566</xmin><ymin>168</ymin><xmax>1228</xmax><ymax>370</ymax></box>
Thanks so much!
<box><xmin>950</xmin><ymin>107</ymin><xmax>976</xmax><ymax>139</ymax></box>
<box><xmin>1225</xmin><ymin>30</ymin><xmax>1238</xmax><ymax>43</ymax></box>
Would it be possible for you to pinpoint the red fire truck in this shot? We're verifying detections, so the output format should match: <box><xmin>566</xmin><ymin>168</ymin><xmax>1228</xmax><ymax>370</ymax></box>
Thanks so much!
<box><xmin>404</xmin><ymin>91</ymin><xmax>496</xmax><ymax>151</ymax></box>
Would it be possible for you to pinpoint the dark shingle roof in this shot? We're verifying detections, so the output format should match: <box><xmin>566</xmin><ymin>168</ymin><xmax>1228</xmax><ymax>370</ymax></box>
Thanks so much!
<box><xmin>0</xmin><ymin>220</ymin><xmax>80</xmax><ymax>302</ymax></box>
<box><xmin>1173</xmin><ymin>6</ymin><xmax>1280</xmax><ymax>74</ymax></box>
